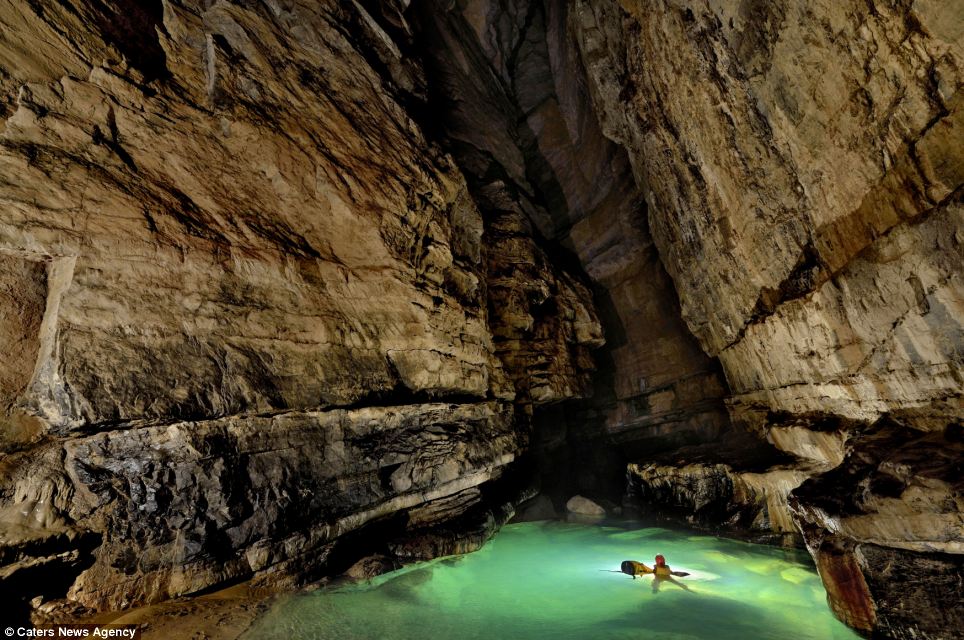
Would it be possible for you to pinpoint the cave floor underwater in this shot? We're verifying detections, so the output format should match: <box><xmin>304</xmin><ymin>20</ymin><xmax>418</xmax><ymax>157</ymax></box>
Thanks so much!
<box><xmin>242</xmin><ymin>520</ymin><xmax>858</xmax><ymax>640</ymax></box>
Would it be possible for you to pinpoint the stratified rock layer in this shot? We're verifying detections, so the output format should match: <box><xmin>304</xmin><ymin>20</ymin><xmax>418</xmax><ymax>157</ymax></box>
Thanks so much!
<box><xmin>0</xmin><ymin>0</ymin><xmax>602</xmax><ymax>618</ymax></box>
<box><xmin>790</xmin><ymin>424</ymin><xmax>964</xmax><ymax>639</ymax></box>
<box><xmin>571</xmin><ymin>0</ymin><xmax>963</xmax><ymax>426</ymax></box>
<box><xmin>0</xmin><ymin>1</ymin><xmax>960</xmax><ymax>638</ymax></box>
<box><xmin>418</xmin><ymin>0</ymin><xmax>730</xmax><ymax>447</ymax></box>
<box><xmin>625</xmin><ymin>427</ymin><xmax>817</xmax><ymax>544</ymax></box>
<box><xmin>0</xmin><ymin>0</ymin><xmax>498</xmax><ymax>432</ymax></box>
<box><xmin>569</xmin><ymin>1</ymin><xmax>963</xmax><ymax>637</ymax></box>
<box><xmin>7</xmin><ymin>402</ymin><xmax>519</xmax><ymax>609</ymax></box>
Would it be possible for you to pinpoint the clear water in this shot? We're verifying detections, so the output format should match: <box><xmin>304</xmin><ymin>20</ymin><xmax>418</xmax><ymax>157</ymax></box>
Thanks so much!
<box><xmin>243</xmin><ymin>521</ymin><xmax>859</xmax><ymax>640</ymax></box>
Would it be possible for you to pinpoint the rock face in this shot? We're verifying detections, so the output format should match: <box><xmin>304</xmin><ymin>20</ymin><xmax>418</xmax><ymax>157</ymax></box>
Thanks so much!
<box><xmin>627</xmin><ymin>432</ymin><xmax>812</xmax><ymax>546</ymax></box>
<box><xmin>789</xmin><ymin>423</ymin><xmax>964</xmax><ymax>638</ymax></box>
<box><xmin>3</xmin><ymin>401</ymin><xmax>521</xmax><ymax>610</ymax></box>
<box><xmin>568</xmin><ymin>1</ymin><xmax>963</xmax><ymax>637</ymax></box>
<box><xmin>570</xmin><ymin>0</ymin><xmax>963</xmax><ymax>426</ymax></box>
<box><xmin>0</xmin><ymin>0</ymin><xmax>497</xmax><ymax>432</ymax></box>
<box><xmin>416</xmin><ymin>0</ymin><xmax>731</xmax><ymax>448</ymax></box>
<box><xmin>0</xmin><ymin>0</ymin><xmax>602</xmax><ymax>620</ymax></box>
<box><xmin>625</xmin><ymin>414</ymin><xmax>853</xmax><ymax>544</ymax></box>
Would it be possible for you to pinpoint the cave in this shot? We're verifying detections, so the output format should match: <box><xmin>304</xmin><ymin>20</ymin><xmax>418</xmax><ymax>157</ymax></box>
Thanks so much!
<box><xmin>0</xmin><ymin>1</ymin><xmax>961</xmax><ymax>639</ymax></box>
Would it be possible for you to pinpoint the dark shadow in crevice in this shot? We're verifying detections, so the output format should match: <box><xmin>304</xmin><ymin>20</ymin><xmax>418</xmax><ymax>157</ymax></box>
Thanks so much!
<box><xmin>0</xmin><ymin>530</ymin><xmax>101</xmax><ymax>627</ymax></box>
<box><xmin>88</xmin><ymin>0</ymin><xmax>169</xmax><ymax>83</ymax></box>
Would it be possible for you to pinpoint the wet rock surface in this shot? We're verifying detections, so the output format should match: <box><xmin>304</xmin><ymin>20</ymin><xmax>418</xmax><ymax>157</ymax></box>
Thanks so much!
<box><xmin>792</xmin><ymin>423</ymin><xmax>964</xmax><ymax>555</ymax></box>
<box><xmin>565</xmin><ymin>495</ymin><xmax>605</xmax><ymax>517</ymax></box>
<box><xmin>4</xmin><ymin>401</ymin><xmax>523</xmax><ymax>614</ymax></box>
<box><xmin>625</xmin><ymin>429</ymin><xmax>808</xmax><ymax>544</ymax></box>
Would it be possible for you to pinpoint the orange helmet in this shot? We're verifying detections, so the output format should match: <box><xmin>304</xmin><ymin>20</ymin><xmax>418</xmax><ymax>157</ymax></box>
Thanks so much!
<box><xmin>654</xmin><ymin>554</ymin><xmax>666</xmax><ymax>566</ymax></box>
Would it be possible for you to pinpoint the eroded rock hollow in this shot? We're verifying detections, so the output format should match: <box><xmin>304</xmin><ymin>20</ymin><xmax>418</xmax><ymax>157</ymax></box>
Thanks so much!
<box><xmin>0</xmin><ymin>1</ymin><xmax>960</xmax><ymax>638</ymax></box>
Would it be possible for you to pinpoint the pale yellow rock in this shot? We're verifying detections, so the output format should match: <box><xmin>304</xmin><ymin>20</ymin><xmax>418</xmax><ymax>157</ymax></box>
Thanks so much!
<box><xmin>766</xmin><ymin>426</ymin><xmax>847</xmax><ymax>467</ymax></box>
<box><xmin>565</xmin><ymin>494</ymin><xmax>606</xmax><ymax>516</ymax></box>
<box><xmin>571</xmin><ymin>0</ymin><xmax>964</xmax><ymax>427</ymax></box>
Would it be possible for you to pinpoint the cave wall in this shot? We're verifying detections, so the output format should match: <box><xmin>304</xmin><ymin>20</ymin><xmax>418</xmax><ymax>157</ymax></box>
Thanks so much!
<box><xmin>416</xmin><ymin>0</ymin><xmax>731</xmax><ymax>453</ymax></box>
<box><xmin>568</xmin><ymin>1</ymin><xmax>963</xmax><ymax>637</ymax></box>
<box><xmin>0</xmin><ymin>0</ymin><xmax>500</xmax><ymax>431</ymax></box>
<box><xmin>0</xmin><ymin>0</ymin><xmax>601</xmax><ymax>614</ymax></box>
<box><xmin>571</xmin><ymin>0</ymin><xmax>963</xmax><ymax>429</ymax></box>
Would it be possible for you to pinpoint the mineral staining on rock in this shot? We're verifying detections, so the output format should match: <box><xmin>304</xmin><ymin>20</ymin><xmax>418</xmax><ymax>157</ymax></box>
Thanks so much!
<box><xmin>790</xmin><ymin>423</ymin><xmax>964</xmax><ymax>637</ymax></box>
<box><xmin>0</xmin><ymin>252</ymin><xmax>47</xmax><ymax>447</ymax></box>
<box><xmin>2</xmin><ymin>0</ymin><xmax>496</xmax><ymax>428</ymax></box>
<box><xmin>0</xmin><ymin>0</ymin><xmax>601</xmax><ymax>618</ymax></box>
<box><xmin>569</xmin><ymin>1</ymin><xmax>963</xmax><ymax>637</ymax></box>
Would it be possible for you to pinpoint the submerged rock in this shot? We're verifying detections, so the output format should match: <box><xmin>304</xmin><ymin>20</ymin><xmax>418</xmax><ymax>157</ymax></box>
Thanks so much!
<box><xmin>343</xmin><ymin>556</ymin><xmax>398</xmax><ymax>582</ymax></box>
<box><xmin>512</xmin><ymin>495</ymin><xmax>558</xmax><ymax>523</ymax></box>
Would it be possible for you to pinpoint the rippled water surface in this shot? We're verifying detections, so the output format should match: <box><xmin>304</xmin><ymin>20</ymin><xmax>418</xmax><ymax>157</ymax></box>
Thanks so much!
<box><xmin>244</xmin><ymin>521</ymin><xmax>859</xmax><ymax>640</ymax></box>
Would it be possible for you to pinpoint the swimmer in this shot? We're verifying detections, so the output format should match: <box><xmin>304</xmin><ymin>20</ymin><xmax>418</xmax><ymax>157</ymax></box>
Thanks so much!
<box><xmin>651</xmin><ymin>555</ymin><xmax>690</xmax><ymax>592</ymax></box>
<box><xmin>619</xmin><ymin>555</ymin><xmax>690</xmax><ymax>579</ymax></box>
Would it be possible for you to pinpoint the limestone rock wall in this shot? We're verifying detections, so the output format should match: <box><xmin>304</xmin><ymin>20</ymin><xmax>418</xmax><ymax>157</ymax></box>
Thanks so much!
<box><xmin>417</xmin><ymin>0</ymin><xmax>730</xmax><ymax>446</ymax></box>
<box><xmin>0</xmin><ymin>0</ymin><xmax>602</xmax><ymax>616</ymax></box>
<box><xmin>570</xmin><ymin>0</ymin><xmax>963</xmax><ymax>427</ymax></box>
<box><xmin>0</xmin><ymin>0</ymin><xmax>961</xmax><ymax>636</ymax></box>
<box><xmin>0</xmin><ymin>0</ymin><xmax>500</xmax><ymax>438</ymax></box>
<box><xmin>569</xmin><ymin>1</ymin><xmax>963</xmax><ymax>637</ymax></box>
<box><xmin>790</xmin><ymin>423</ymin><xmax>964</xmax><ymax>638</ymax></box>
<box><xmin>628</xmin><ymin>460</ymin><xmax>810</xmax><ymax>541</ymax></box>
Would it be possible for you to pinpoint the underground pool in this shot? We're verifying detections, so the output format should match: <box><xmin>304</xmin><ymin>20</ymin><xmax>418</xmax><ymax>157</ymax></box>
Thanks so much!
<box><xmin>243</xmin><ymin>520</ymin><xmax>860</xmax><ymax>639</ymax></box>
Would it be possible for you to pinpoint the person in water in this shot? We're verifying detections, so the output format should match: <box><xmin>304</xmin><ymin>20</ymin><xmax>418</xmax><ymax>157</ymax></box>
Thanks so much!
<box><xmin>619</xmin><ymin>555</ymin><xmax>690</xmax><ymax>592</ymax></box>
<box><xmin>620</xmin><ymin>554</ymin><xmax>684</xmax><ymax>578</ymax></box>
<box><xmin>650</xmin><ymin>555</ymin><xmax>689</xmax><ymax>592</ymax></box>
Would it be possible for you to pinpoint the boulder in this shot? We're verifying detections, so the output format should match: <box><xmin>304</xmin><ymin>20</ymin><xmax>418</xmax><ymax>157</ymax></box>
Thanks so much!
<box><xmin>565</xmin><ymin>495</ymin><xmax>606</xmax><ymax>517</ymax></box>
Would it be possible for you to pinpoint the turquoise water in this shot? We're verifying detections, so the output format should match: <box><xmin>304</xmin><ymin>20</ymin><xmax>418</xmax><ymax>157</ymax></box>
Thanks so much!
<box><xmin>244</xmin><ymin>521</ymin><xmax>858</xmax><ymax>640</ymax></box>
